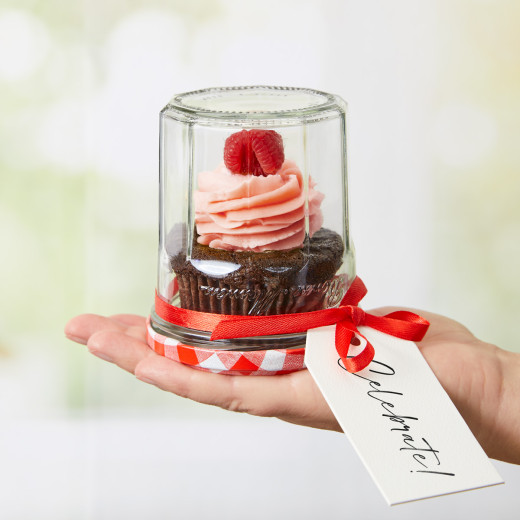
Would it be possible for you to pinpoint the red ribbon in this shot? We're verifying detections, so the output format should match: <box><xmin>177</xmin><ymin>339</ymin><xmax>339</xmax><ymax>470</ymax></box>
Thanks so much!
<box><xmin>154</xmin><ymin>277</ymin><xmax>429</xmax><ymax>373</ymax></box>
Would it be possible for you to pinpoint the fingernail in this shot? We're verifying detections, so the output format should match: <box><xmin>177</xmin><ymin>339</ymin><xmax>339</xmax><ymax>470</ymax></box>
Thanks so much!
<box><xmin>89</xmin><ymin>350</ymin><xmax>113</xmax><ymax>363</ymax></box>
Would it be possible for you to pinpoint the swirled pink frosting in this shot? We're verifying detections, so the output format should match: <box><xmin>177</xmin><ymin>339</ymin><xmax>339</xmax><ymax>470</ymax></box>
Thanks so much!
<box><xmin>194</xmin><ymin>160</ymin><xmax>324</xmax><ymax>252</ymax></box>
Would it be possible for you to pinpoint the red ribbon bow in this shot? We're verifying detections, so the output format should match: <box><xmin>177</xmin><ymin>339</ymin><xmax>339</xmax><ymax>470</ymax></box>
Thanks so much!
<box><xmin>154</xmin><ymin>277</ymin><xmax>430</xmax><ymax>373</ymax></box>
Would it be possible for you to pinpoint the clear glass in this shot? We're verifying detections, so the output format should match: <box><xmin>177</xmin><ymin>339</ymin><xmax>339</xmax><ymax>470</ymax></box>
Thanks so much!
<box><xmin>151</xmin><ymin>86</ymin><xmax>355</xmax><ymax>350</ymax></box>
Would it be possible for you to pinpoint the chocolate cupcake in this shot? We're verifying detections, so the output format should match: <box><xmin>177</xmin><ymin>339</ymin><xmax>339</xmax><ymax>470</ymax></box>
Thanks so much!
<box><xmin>169</xmin><ymin>227</ymin><xmax>345</xmax><ymax>315</ymax></box>
<box><xmin>168</xmin><ymin>129</ymin><xmax>346</xmax><ymax>316</ymax></box>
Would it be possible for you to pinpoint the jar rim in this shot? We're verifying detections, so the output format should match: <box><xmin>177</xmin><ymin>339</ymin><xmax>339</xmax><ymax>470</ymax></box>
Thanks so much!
<box><xmin>166</xmin><ymin>86</ymin><xmax>346</xmax><ymax>121</ymax></box>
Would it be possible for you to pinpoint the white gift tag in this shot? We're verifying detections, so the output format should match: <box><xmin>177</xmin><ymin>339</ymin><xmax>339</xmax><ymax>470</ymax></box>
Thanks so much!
<box><xmin>305</xmin><ymin>325</ymin><xmax>504</xmax><ymax>505</ymax></box>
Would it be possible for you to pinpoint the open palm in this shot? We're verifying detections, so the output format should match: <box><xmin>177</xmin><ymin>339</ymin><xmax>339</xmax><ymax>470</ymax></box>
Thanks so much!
<box><xmin>65</xmin><ymin>308</ymin><xmax>520</xmax><ymax>464</ymax></box>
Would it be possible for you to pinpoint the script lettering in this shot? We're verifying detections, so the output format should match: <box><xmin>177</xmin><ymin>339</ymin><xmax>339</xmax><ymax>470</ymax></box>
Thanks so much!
<box><xmin>338</xmin><ymin>358</ymin><xmax>455</xmax><ymax>477</ymax></box>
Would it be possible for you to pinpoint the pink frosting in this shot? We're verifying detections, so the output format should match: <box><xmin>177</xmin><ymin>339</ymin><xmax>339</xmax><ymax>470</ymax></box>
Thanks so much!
<box><xmin>194</xmin><ymin>160</ymin><xmax>324</xmax><ymax>252</ymax></box>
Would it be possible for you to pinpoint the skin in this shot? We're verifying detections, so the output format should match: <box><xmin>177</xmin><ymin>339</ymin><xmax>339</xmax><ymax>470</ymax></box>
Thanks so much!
<box><xmin>65</xmin><ymin>309</ymin><xmax>520</xmax><ymax>465</ymax></box>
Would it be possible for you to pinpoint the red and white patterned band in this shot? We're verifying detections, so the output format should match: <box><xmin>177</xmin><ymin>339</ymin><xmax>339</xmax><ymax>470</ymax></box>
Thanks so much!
<box><xmin>146</xmin><ymin>319</ymin><xmax>306</xmax><ymax>376</ymax></box>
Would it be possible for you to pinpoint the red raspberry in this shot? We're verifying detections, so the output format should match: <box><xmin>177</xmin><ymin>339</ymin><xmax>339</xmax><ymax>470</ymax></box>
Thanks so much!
<box><xmin>224</xmin><ymin>129</ymin><xmax>284</xmax><ymax>176</ymax></box>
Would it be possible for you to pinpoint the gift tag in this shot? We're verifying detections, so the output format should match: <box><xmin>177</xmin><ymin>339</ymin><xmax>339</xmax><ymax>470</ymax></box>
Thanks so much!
<box><xmin>305</xmin><ymin>325</ymin><xmax>504</xmax><ymax>505</ymax></box>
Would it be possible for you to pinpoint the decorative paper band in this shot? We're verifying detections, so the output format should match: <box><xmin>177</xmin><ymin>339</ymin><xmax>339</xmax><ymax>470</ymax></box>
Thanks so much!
<box><xmin>146</xmin><ymin>319</ymin><xmax>306</xmax><ymax>376</ymax></box>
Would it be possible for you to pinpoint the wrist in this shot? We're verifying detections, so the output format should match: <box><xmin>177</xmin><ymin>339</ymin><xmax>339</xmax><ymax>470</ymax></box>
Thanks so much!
<box><xmin>491</xmin><ymin>346</ymin><xmax>520</xmax><ymax>464</ymax></box>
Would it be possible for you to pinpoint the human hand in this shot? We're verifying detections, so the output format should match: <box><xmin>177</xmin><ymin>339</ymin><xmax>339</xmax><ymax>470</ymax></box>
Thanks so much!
<box><xmin>64</xmin><ymin>313</ymin><xmax>336</xmax><ymax>430</ymax></box>
<box><xmin>65</xmin><ymin>309</ymin><xmax>520</xmax><ymax>464</ymax></box>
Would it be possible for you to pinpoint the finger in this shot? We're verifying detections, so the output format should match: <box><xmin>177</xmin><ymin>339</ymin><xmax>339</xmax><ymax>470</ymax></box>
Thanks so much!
<box><xmin>87</xmin><ymin>329</ymin><xmax>154</xmax><ymax>373</ymax></box>
<box><xmin>109</xmin><ymin>314</ymin><xmax>147</xmax><ymax>327</ymax></box>
<box><xmin>123</xmin><ymin>324</ymin><xmax>148</xmax><ymax>342</ymax></box>
<box><xmin>65</xmin><ymin>314</ymin><xmax>125</xmax><ymax>345</ymax></box>
<box><xmin>134</xmin><ymin>354</ymin><xmax>304</xmax><ymax>417</ymax></box>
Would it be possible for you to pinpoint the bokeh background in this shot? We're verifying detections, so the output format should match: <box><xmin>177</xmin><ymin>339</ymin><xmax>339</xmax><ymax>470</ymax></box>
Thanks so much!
<box><xmin>1</xmin><ymin>0</ymin><xmax>519</xmax><ymax>518</ymax></box>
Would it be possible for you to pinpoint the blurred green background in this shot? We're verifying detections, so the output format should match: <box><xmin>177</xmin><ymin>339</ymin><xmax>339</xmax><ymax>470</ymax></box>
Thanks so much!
<box><xmin>1</xmin><ymin>0</ymin><xmax>519</xmax><ymax>417</ymax></box>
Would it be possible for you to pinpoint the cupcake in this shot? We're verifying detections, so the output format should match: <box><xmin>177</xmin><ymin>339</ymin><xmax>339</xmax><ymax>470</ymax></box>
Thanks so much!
<box><xmin>169</xmin><ymin>128</ymin><xmax>346</xmax><ymax>315</ymax></box>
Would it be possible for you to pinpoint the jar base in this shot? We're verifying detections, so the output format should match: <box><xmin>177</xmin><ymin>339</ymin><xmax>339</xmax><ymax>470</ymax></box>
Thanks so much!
<box><xmin>146</xmin><ymin>317</ymin><xmax>306</xmax><ymax>376</ymax></box>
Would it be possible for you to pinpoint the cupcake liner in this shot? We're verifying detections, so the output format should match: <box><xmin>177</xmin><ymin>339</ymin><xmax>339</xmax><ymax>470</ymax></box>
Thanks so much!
<box><xmin>174</xmin><ymin>273</ymin><xmax>338</xmax><ymax>316</ymax></box>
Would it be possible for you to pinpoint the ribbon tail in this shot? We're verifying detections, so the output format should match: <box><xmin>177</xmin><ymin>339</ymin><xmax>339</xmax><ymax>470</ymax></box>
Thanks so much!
<box><xmin>341</xmin><ymin>339</ymin><xmax>375</xmax><ymax>373</ymax></box>
<box><xmin>335</xmin><ymin>321</ymin><xmax>375</xmax><ymax>373</ymax></box>
<box><xmin>363</xmin><ymin>311</ymin><xmax>430</xmax><ymax>342</ymax></box>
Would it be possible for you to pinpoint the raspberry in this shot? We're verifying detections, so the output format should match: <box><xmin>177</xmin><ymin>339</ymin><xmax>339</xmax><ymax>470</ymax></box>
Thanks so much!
<box><xmin>224</xmin><ymin>129</ymin><xmax>284</xmax><ymax>176</ymax></box>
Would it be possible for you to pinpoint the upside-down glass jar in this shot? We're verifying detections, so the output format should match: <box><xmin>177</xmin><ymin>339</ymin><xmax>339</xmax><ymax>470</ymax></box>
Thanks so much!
<box><xmin>148</xmin><ymin>86</ymin><xmax>355</xmax><ymax>375</ymax></box>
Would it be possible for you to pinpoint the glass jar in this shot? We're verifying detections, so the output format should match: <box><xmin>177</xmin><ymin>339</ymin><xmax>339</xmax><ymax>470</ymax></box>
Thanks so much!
<box><xmin>148</xmin><ymin>86</ymin><xmax>355</xmax><ymax>375</ymax></box>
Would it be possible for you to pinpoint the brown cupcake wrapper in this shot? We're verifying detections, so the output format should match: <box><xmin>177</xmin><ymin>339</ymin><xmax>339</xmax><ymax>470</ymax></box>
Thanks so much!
<box><xmin>175</xmin><ymin>272</ymin><xmax>344</xmax><ymax>316</ymax></box>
